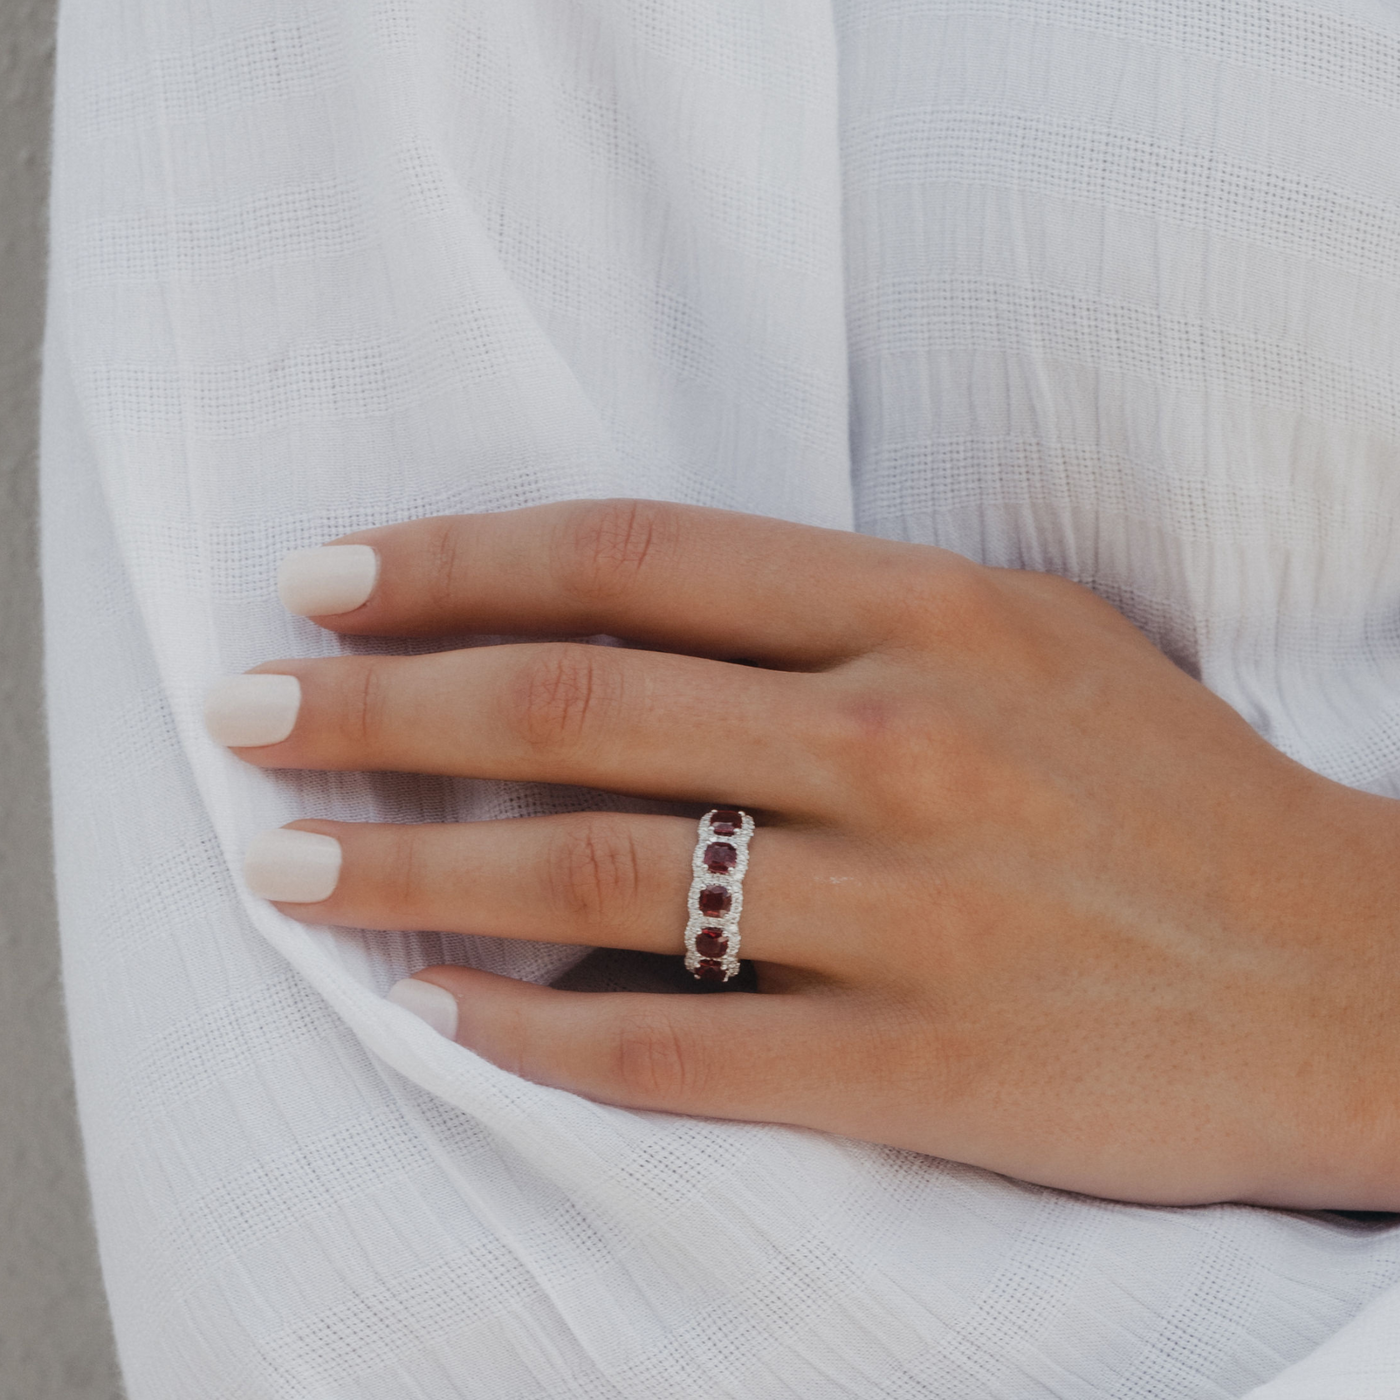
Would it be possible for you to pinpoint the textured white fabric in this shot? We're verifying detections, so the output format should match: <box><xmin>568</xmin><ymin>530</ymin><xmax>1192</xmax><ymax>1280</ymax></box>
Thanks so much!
<box><xmin>41</xmin><ymin>0</ymin><xmax>1400</xmax><ymax>1395</ymax></box>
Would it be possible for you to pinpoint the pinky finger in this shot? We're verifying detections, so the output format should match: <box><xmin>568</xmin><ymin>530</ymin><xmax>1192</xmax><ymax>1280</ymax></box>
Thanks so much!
<box><xmin>387</xmin><ymin>965</ymin><xmax>839</xmax><ymax>1124</ymax></box>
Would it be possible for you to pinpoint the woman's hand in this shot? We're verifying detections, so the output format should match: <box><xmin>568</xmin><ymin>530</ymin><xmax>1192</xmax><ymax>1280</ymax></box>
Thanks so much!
<box><xmin>205</xmin><ymin>500</ymin><xmax>1400</xmax><ymax>1208</ymax></box>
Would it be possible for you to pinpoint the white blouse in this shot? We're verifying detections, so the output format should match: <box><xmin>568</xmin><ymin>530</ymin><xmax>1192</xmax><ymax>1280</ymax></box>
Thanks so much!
<box><xmin>43</xmin><ymin>0</ymin><xmax>1400</xmax><ymax>1395</ymax></box>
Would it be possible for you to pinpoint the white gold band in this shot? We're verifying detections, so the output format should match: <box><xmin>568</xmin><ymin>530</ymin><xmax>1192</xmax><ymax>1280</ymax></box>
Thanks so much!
<box><xmin>683</xmin><ymin>809</ymin><xmax>755</xmax><ymax>982</ymax></box>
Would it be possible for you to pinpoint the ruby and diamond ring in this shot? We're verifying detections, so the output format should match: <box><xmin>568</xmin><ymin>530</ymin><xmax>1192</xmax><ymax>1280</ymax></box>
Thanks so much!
<box><xmin>683</xmin><ymin>808</ymin><xmax>755</xmax><ymax>983</ymax></box>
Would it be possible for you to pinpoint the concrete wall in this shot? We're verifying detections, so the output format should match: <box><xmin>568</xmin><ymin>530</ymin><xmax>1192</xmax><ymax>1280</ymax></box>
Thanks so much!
<box><xmin>0</xmin><ymin>2</ymin><xmax>125</xmax><ymax>1395</ymax></box>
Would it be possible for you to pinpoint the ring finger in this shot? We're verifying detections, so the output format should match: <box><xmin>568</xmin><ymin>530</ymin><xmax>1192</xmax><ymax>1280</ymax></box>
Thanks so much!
<box><xmin>247</xmin><ymin>813</ymin><xmax>850</xmax><ymax>970</ymax></box>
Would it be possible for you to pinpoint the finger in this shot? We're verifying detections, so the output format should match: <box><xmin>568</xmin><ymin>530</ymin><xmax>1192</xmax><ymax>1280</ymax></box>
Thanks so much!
<box><xmin>245</xmin><ymin>814</ymin><xmax>835</xmax><ymax>969</ymax></box>
<box><xmin>218</xmin><ymin>644</ymin><xmax>836</xmax><ymax>812</ymax></box>
<box><xmin>280</xmin><ymin>499</ymin><xmax>934</xmax><ymax>667</ymax></box>
<box><xmin>387</xmin><ymin>965</ymin><xmax>851</xmax><ymax>1123</ymax></box>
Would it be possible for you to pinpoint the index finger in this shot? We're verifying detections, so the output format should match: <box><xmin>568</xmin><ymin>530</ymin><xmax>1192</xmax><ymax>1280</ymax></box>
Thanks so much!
<box><xmin>277</xmin><ymin>499</ymin><xmax>928</xmax><ymax>666</ymax></box>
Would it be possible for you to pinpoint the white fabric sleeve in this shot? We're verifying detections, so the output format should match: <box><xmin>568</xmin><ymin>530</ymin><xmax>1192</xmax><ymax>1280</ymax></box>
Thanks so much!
<box><xmin>43</xmin><ymin>0</ymin><xmax>1400</xmax><ymax>1396</ymax></box>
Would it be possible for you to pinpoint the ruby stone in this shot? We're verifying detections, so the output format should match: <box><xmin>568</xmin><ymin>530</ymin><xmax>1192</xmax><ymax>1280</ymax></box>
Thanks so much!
<box><xmin>698</xmin><ymin>885</ymin><xmax>731</xmax><ymax>917</ymax></box>
<box><xmin>695</xmin><ymin>928</ymin><xmax>729</xmax><ymax>958</ymax></box>
<box><xmin>710</xmin><ymin>810</ymin><xmax>742</xmax><ymax>836</ymax></box>
<box><xmin>695</xmin><ymin>959</ymin><xmax>727</xmax><ymax>983</ymax></box>
<box><xmin>703</xmin><ymin>841</ymin><xmax>737</xmax><ymax>873</ymax></box>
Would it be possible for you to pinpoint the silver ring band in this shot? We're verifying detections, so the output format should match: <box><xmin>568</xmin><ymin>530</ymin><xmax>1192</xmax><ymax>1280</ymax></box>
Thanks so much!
<box><xmin>683</xmin><ymin>809</ymin><xmax>754</xmax><ymax>983</ymax></box>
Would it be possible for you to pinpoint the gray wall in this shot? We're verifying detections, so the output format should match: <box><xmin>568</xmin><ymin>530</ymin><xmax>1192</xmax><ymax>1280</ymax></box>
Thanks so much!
<box><xmin>0</xmin><ymin>1</ymin><xmax>125</xmax><ymax>1395</ymax></box>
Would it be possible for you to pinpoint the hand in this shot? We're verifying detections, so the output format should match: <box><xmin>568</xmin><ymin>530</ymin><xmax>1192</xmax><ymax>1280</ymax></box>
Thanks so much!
<box><xmin>206</xmin><ymin>500</ymin><xmax>1400</xmax><ymax>1208</ymax></box>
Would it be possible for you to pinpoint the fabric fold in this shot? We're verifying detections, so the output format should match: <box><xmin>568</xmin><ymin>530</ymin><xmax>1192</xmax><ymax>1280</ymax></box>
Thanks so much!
<box><xmin>45</xmin><ymin>0</ymin><xmax>1400</xmax><ymax>1395</ymax></box>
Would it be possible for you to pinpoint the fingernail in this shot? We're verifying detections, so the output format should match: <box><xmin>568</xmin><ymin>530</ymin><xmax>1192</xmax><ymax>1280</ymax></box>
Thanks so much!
<box><xmin>204</xmin><ymin>674</ymin><xmax>301</xmax><ymax>747</ymax></box>
<box><xmin>244</xmin><ymin>828</ymin><xmax>342</xmax><ymax>902</ymax></box>
<box><xmin>387</xmin><ymin>978</ymin><xmax>458</xmax><ymax>1040</ymax></box>
<box><xmin>278</xmin><ymin>545</ymin><xmax>379</xmax><ymax>617</ymax></box>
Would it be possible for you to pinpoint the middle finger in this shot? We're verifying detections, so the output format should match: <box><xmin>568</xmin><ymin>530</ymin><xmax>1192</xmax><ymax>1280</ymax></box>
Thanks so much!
<box><xmin>209</xmin><ymin>643</ymin><xmax>835</xmax><ymax>813</ymax></box>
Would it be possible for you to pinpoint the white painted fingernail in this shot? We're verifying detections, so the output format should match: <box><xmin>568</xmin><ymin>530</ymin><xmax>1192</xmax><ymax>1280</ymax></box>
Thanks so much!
<box><xmin>278</xmin><ymin>545</ymin><xmax>379</xmax><ymax>617</ymax></box>
<box><xmin>204</xmin><ymin>674</ymin><xmax>301</xmax><ymax>747</ymax></box>
<box><xmin>387</xmin><ymin>978</ymin><xmax>459</xmax><ymax>1040</ymax></box>
<box><xmin>244</xmin><ymin>828</ymin><xmax>342</xmax><ymax>902</ymax></box>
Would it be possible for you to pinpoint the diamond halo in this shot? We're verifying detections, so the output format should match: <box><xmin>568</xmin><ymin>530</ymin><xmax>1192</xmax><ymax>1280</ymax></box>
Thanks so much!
<box><xmin>683</xmin><ymin>809</ymin><xmax>755</xmax><ymax>982</ymax></box>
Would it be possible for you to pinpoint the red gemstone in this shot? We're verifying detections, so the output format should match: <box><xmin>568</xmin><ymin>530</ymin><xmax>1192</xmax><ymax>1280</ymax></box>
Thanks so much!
<box><xmin>710</xmin><ymin>810</ymin><xmax>742</xmax><ymax>836</ymax></box>
<box><xmin>703</xmin><ymin>841</ymin><xmax>737</xmax><ymax>873</ymax></box>
<box><xmin>695</xmin><ymin>928</ymin><xmax>729</xmax><ymax>958</ymax></box>
<box><xmin>695</xmin><ymin>959</ymin><xmax>727</xmax><ymax>983</ymax></box>
<box><xmin>698</xmin><ymin>885</ymin><xmax>731</xmax><ymax>917</ymax></box>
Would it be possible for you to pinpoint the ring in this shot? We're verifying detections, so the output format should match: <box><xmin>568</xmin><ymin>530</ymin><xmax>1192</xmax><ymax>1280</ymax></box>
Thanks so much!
<box><xmin>683</xmin><ymin>808</ymin><xmax>755</xmax><ymax>983</ymax></box>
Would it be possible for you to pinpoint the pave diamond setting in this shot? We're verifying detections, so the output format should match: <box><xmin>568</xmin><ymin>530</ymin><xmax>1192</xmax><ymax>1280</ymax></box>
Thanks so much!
<box><xmin>683</xmin><ymin>808</ymin><xmax>755</xmax><ymax>983</ymax></box>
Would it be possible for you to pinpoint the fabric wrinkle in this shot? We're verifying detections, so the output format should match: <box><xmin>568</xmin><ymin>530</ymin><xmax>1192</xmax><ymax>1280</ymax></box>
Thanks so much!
<box><xmin>42</xmin><ymin>0</ymin><xmax>1400</xmax><ymax>1396</ymax></box>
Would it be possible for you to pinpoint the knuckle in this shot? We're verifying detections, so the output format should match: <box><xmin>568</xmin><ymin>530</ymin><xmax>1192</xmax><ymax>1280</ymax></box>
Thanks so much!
<box><xmin>814</xmin><ymin>674</ymin><xmax>965</xmax><ymax>824</ymax></box>
<box><xmin>547</xmin><ymin>817</ymin><xmax>644</xmax><ymax>925</ymax></box>
<box><xmin>611</xmin><ymin>1012</ymin><xmax>698</xmax><ymax>1102</ymax></box>
<box><xmin>939</xmin><ymin>564</ymin><xmax>1010</xmax><ymax>642</ymax></box>
<box><xmin>820</xmin><ymin>677</ymin><xmax>923</xmax><ymax>775</ymax></box>
<box><xmin>425</xmin><ymin>517</ymin><xmax>468</xmax><ymax>613</ymax></box>
<box><xmin>551</xmin><ymin>498</ymin><xmax>677</xmax><ymax>606</ymax></box>
<box><xmin>383</xmin><ymin>823</ymin><xmax>426</xmax><ymax>916</ymax></box>
<box><xmin>514</xmin><ymin>643</ymin><xmax>620</xmax><ymax>752</ymax></box>
<box><xmin>343</xmin><ymin>661</ymin><xmax>390</xmax><ymax>747</ymax></box>
<box><xmin>883</xmin><ymin>556</ymin><xmax>1001</xmax><ymax>645</ymax></box>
